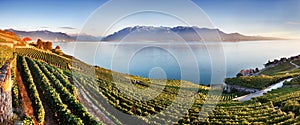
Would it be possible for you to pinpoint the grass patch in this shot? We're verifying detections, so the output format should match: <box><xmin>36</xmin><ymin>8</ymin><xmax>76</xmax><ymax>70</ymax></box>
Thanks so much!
<box><xmin>225</xmin><ymin>74</ymin><xmax>294</xmax><ymax>90</ymax></box>
<box><xmin>259</xmin><ymin>61</ymin><xmax>295</xmax><ymax>75</ymax></box>
<box><xmin>284</xmin><ymin>75</ymin><xmax>300</xmax><ymax>85</ymax></box>
<box><xmin>292</xmin><ymin>59</ymin><xmax>300</xmax><ymax>66</ymax></box>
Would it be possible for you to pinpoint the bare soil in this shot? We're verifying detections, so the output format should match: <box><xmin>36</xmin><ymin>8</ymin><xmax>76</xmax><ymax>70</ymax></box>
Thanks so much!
<box><xmin>16</xmin><ymin>68</ymin><xmax>38</xmax><ymax>125</ymax></box>
<box><xmin>17</xmin><ymin>68</ymin><xmax>57</xmax><ymax>125</ymax></box>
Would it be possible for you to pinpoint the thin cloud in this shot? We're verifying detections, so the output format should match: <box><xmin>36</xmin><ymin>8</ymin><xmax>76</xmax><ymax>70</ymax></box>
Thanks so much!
<box><xmin>40</xmin><ymin>26</ymin><xmax>48</xmax><ymax>28</ymax></box>
<box><xmin>59</xmin><ymin>26</ymin><xmax>76</xmax><ymax>29</ymax></box>
<box><xmin>287</xmin><ymin>21</ymin><xmax>300</xmax><ymax>25</ymax></box>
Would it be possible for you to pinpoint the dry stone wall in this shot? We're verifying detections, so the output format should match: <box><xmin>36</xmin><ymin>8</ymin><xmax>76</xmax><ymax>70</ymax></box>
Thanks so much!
<box><xmin>0</xmin><ymin>61</ymin><xmax>13</xmax><ymax>123</ymax></box>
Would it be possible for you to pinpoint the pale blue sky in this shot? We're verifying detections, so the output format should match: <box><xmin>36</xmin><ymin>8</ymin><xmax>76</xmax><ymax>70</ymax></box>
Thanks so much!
<box><xmin>0</xmin><ymin>0</ymin><xmax>299</xmax><ymax>38</ymax></box>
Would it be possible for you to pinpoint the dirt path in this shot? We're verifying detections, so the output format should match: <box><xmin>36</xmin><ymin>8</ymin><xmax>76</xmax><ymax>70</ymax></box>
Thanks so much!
<box><xmin>16</xmin><ymin>68</ymin><xmax>38</xmax><ymax>125</ymax></box>
<box><xmin>76</xmin><ymin>84</ymin><xmax>115</xmax><ymax>125</ymax></box>
<box><xmin>290</xmin><ymin>61</ymin><xmax>299</xmax><ymax>69</ymax></box>
<box><xmin>17</xmin><ymin>68</ymin><xmax>57</xmax><ymax>125</ymax></box>
<box><xmin>38</xmin><ymin>91</ymin><xmax>57</xmax><ymax>125</ymax></box>
<box><xmin>232</xmin><ymin>78</ymin><xmax>293</xmax><ymax>101</ymax></box>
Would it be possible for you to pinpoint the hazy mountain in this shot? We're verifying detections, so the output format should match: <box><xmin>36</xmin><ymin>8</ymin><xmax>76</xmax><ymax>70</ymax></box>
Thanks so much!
<box><xmin>5</xmin><ymin>29</ymin><xmax>75</xmax><ymax>42</ymax></box>
<box><xmin>102</xmin><ymin>26</ymin><xmax>283</xmax><ymax>42</ymax></box>
<box><xmin>70</xmin><ymin>34</ymin><xmax>102</xmax><ymax>41</ymax></box>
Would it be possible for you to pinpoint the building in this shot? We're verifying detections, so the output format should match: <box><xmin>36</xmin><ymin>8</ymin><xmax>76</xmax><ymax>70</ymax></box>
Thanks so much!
<box><xmin>239</xmin><ymin>69</ymin><xmax>255</xmax><ymax>76</ymax></box>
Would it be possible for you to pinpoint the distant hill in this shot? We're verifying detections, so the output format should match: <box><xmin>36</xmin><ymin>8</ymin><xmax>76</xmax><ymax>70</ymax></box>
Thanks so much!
<box><xmin>0</xmin><ymin>30</ymin><xmax>25</xmax><ymax>46</ymax></box>
<box><xmin>70</xmin><ymin>34</ymin><xmax>102</xmax><ymax>41</ymax></box>
<box><xmin>5</xmin><ymin>29</ymin><xmax>75</xmax><ymax>42</ymax></box>
<box><xmin>102</xmin><ymin>26</ymin><xmax>283</xmax><ymax>42</ymax></box>
<box><xmin>5</xmin><ymin>27</ymin><xmax>283</xmax><ymax>42</ymax></box>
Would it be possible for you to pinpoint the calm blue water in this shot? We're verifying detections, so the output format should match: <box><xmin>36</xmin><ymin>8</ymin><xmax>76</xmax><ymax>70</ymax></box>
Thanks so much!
<box><xmin>53</xmin><ymin>40</ymin><xmax>300</xmax><ymax>85</ymax></box>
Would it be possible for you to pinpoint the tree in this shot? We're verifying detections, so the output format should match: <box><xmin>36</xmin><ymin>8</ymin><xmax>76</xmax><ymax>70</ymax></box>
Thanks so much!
<box><xmin>36</xmin><ymin>39</ymin><xmax>52</xmax><ymax>51</ymax></box>
<box><xmin>23</xmin><ymin>37</ymin><xmax>32</xmax><ymax>42</ymax></box>
<box><xmin>255</xmin><ymin>68</ymin><xmax>259</xmax><ymax>73</ymax></box>
<box><xmin>55</xmin><ymin>46</ymin><xmax>61</xmax><ymax>50</ymax></box>
<box><xmin>36</xmin><ymin>39</ymin><xmax>44</xmax><ymax>49</ymax></box>
<box><xmin>44</xmin><ymin>41</ymin><xmax>52</xmax><ymax>50</ymax></box>
<box><xmin>236</xmin><ymin>73</ymin><xmax>243</xmax><ymax>77</ymax></box>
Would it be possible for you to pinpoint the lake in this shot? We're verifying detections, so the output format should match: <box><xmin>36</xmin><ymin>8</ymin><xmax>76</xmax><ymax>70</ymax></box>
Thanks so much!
<box><xmin>53</xmin><ymin>40</ymin><xmax>300</xmax><ymax>85</ymax></box>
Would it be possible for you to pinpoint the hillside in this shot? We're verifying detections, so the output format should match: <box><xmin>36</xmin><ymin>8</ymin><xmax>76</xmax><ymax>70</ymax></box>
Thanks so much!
<box><xmin>0</xmin><ymin>30</ymin><xmax>25</xmax><ymax>46</ymax></box>
<box><xmin>1</xmin><ymin>32</ymin><xmax>300</xmax><ymax>124</ymax></box>
<box><xmin>102</xmin><ymin>26</ymin><xmax>283</xmax><ymax>42</ymax></box>
<box><xmin>10</xmin><ymin>45</ymin><xmax>300</xmax><ymax>124</ymax></box>
<box><xmin>4</xmin><ymin>29</ymin><xmax>104</xmax><ymax>42</ymax></box>
<box><xmin>5</xmin><ymin>29</ymin><xmax>75</xmax><ymax>42</ymax></box>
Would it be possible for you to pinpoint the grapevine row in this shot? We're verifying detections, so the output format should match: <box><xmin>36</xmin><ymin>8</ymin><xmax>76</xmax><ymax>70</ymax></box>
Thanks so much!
<box><xmin>17</xmin><ymin>56</ymin><xmax>45</xmax><ymax>125</ymax></box>
<box><xmin>23</xmin><ymin>56</ymin><xmax>84</xmax><ymax>125</ymax></box>
<box><xmin>31</xmin><ymin>58</ymin><xmax>100</xmax><ymax>125</ymax></box>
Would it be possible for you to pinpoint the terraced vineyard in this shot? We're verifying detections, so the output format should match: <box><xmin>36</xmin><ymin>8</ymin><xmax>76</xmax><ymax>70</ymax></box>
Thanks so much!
<box><xmin>17</xmin><ymin>56</ymin><xmax>101</xmax><ymax>125</ymax></box>
<box><xmin>16</xmin><ymin>48</ymin><xmax>93</xmax><ymax>73</ymax></box>
<box><xmin>71</xmin><ymin>72</ymin><xmax>300</xmax><ymax>124</ymax></box>
<box><xmin>10</xmin><ymin>47</ymin><xmax>300</xmax><ymax>124</ymax></box>
<box><xmin>0</xmin><ymin>45</ymin><xmax>13</xmax><ymax>67</ymax></box>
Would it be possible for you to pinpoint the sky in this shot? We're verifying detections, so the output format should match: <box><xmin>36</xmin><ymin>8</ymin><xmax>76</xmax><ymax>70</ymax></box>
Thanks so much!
<box><xmin>0</xmin><ymin>0</ymin><xmax>299</xmax><ymax>39</ymax></box>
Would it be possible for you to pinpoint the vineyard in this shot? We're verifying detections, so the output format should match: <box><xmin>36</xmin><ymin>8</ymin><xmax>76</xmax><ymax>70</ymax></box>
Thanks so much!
<box><xmin>16</xmin><ymin>56</ymin><xmax>101</xmax><ymax>125</ymax></box>
<box><xmin>0</xmin><ymin>45</ymin><xmax>13</xmax><ymax>67</ymax></box>
<box><xmin>5</xmin><ymin>47</ymin><xmax>300</xmax><ymax>124</ymax></box>
<box><xmin>15</xmin><ymin>48</ymin><xmax>94</xmax><ymax>74</ymax></box>
<box><xmin>70</xmin><ymin>71</ymin><xmax>300</xmax><ymax>124</ymax></box>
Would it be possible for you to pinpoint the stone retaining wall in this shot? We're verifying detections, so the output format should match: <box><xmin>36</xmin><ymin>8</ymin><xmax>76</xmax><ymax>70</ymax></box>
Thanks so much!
<box><xmin>0</xmin><ymin>61</ymin><xmax>13</xmax><ymax>123</ymax></box>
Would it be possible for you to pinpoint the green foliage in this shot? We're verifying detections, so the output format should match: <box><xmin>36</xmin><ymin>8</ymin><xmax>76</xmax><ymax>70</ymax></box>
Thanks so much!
<box><xmin>41</xmin><ymin>62</ymin><xmax>77</xmax><ymax>96</ymax></box>
<box><xmin>17</xmin><ymin>56</ymin><xmax>45</xmax><ymax>125</ymax></box>
<box><xmin>256</xmin><ymin>86</ymin><xmax>300</xmax><ymax>117</ymax></box>
<box><xmin>292</xmin><ymin>60</ymin><xmax>300</xmax><ymax>66</ymax></box>
<box><xmin>12</xmin><ymin>82</ymin><xmax>20</xmax><ymax>108</ymax></box>
<box><xmin>225</xmin><ymin>74</ymin><xmax>294</xmax><ymax>89</ymax></box>
<box><xmin>22</xmin><ymin>116</ymin><xmax>34</xmax><ymax>125</ymax></box>
<box><xmin>14</xmin><ymin>46</ymin><xmax>300</xmax><ymax>125</ymax></box>
<box><xmin>284</xmin><ymin>76</ymin><xmax>300</xmax><ymax>85</ymax></box>
<box><xmin>0</xmin><ymin>45</ymin><xmax>13</xmax><ymax>67</ymax></box>
<box><xmin>283</xmin><ymin>100</ymin><xmax>300</xmax><ymax>116</ymax></box>
<box><xmin>18</xmin><ymin>55</ymin><xmax>84</xmax><ymax>125</ymax></box>
<box><xmin>16</xmin><ymin>48</ymin><xmax>71</xmax><ymax>69</ymax></box>
<box><xmin>34</xmin><ymin>60</ymin><xmax>99</xmax><ymax>125</ymax></box>
<box><xmin>11</xmin><ymin>55</ymin><xmax>20</xmax><ymax>109</ymax></box>
<box><xmin>24</xmin><ymin>56</ymin><xmax>84</xmax><ymax>125</ymax></box>
<box><xmin>70</xmin><ymin>65</ymin><xmax>300</xmax><ymax>124</ymax></box>
<box><xmin>260</xmin><ymin>61</ymin><xmax>295</xmax><ymax>75</ymax></box>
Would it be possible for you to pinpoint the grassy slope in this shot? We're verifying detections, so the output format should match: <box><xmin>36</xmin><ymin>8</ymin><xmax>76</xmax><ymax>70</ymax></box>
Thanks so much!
<box><xmin>225</xmin><ymin>74</ymin><xmax>295</xmax><ymax>89</ymax></box>
<box><xmin>227</xmin><ymin>59</ymin><xmax>300</xmax><ymax>90</ymax></box>
<box><xmin>259</xmin><ymin>61</ymin><xmax>295</xmax><ymax>76</ymax></box>
<box><xmin>292</xmin><ymin>60</ymin><xmax>300</xmax><ymax>66</ymax></box>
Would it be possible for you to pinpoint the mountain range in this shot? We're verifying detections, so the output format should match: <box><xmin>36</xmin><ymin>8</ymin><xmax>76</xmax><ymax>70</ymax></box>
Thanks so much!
<box><xmin>102</xmin><ymin>26</ymin><xmax>282</xmax><ymax>42</ymax></box>
<box><xmin>4</xmin><ymin>29</ymin><xmax>102</xmax><ymax>42</ymax></box>
<box><xmin>5</xmin><ymin>29</ymin><xmax>75</xmax><ymax>42</ymax></box>
<box><xmin>5</xmin><ymin>26</ymin><xmax>283</xmax><ymax>42</ymax></box>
